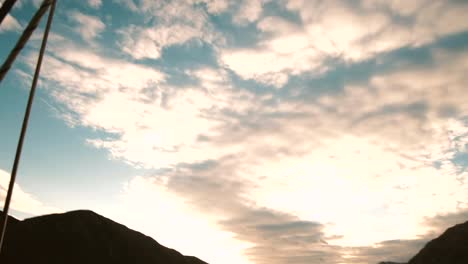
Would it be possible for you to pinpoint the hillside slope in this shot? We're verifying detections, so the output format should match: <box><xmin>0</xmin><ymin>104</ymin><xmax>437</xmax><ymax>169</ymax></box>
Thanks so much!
<box><xmin>380</xmin><ymin>220</ymin><xmax>468</xmax><ymax>264</ymax></box>
<box><xmin>0</xmin><ymin>210</ymin><xmax>208</xmax><ymax>264</ymax></box>
<box><xmin>407</xmin><ymin>220</ymin><xmax>468</xmax><ymax>264</ymax></box>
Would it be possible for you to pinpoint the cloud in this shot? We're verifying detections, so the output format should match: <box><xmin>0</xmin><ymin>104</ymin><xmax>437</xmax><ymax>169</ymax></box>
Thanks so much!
<box><xmin>349</xmin><ymin>209</ymin><xmax>468</xmax><ymax>263</ymax></box>
<box><xmin>0</xmin><ymin>169</ymin><xmax>62</xmax><ymax>217</ymax></box>
<box><xmin>232</xmin><ymin>0</ymin><xmax>268</xmax><ymax>25</ymax></box>
<box><xmin>113</xmin><ymin>0</ymin><xmax>138</xmax><ymax>11</ymax></box>
<box><xmin>221</xmin><ymin>0</ymin><xmax>468</xmax><ymax>87</ymax></box>
<box><xmin>87</xmin><ymin>0</ymin><xmax>102</xmax><ymax>9</ymax></box>
<box><xmin>116</xmin><ymin>0</ymin><xmax>224</xmax><ymax>60</ymax></box>
<box><xmin>24</xmin><ymin>32</ymin><xmax>468</xmax><ymax>261</ymax></box>
<box><xmin>118</xmin><ymin>24</ymin><xmax>213</xmax><ymax>60</ymax></box>
<box><xmin>149</xmin><ymin>157</ymin><xmax>341</xmax><ymax>263</ymax></box>
<box><xmin>423</xmin><ymin>209</ymin><xmax>468</xmax><ymax>236</ymax></box>
<box><xmin>0</xmin><ymin>14</ymin><xmax>22</xmax><ymax>33</ymax></box>
<box><xmin>69</xmin><ymin>11</ymin><xmax>105</xmax><ymax>42</ymax></box>
<box><xmin>213</xmin><ymin>48</ymin><xmax>468</xmax><ymax>246</ymax></box>
<box><xmin>221</xmin><ymin>210</ymin><xmax>342</xmax><ymax>264</ymax></box>
<box><xmin>23</xmin><ymin>41</ymin><xmax>252</xmax><ymax>168</ymax></box>
<box><xmin>17</xmin><ymin>2</ymin><xmax>468</xmax><ymax>262</ymax></box>
<box><xmin>349</xmin><ymin>238</ymin><xmax>428</xmax><ymax>264</ymax></box>
<box><xmin>151</xmin><ymin>47</ymin><xmax>468</xmax><ymax>261</ymax></box>
<box><xmin>26</xmin><ymin>45</ymin><xmax>165</xmax><ymax>130</ymax></box>
<box><xmin>194</xmin><ymin>0</ymin><xmax>231</xmax><ymax>14</ymax></box>
<box><xmin>148</xmin><ymin>154</ymin><xmax>435</xmax><ymax>264</ymax></box>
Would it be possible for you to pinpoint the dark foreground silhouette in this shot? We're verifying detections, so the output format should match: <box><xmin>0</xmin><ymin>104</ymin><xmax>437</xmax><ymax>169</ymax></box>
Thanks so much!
<box><xmin>1</xmin><ymin>210</ymin><xmax>467</xmax><ymax>264</ymax></box>
<box><xmin>380</xmin><ymin>220</ymin><xmax>468</xmax><ymax>264</ymax></box>
<box><xmin>0</xmin><ymin>210</ymin><xmax>208</xmax><ymax>264</ymax></box>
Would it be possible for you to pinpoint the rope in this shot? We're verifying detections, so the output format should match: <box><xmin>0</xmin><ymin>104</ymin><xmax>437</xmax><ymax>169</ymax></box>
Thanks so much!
<box><xmin>0</xmin><ymin>0</ymin><xmax>18</xmax><ymax>26</ymax></box>
<box><xmin>0</xmin><ymin>0</ymin><xmax>56</xmax><ymax>254</ymax></box>
<box><xmin>0</xmin><ymin>0</ymin><xmax>54</xmax><ymax>83</ymax></box>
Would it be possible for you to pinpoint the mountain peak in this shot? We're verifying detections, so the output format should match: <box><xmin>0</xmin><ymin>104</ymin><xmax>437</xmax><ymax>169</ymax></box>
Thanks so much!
<box><xmin>0</xmin><ymin>210</ymin><xmax>208</xmax><ymax>264</ymax></box>
<box><xmin>407</xmin><ymin>220</ymin><xmax>468</xmax><ymax>264</ymax></box>
<box><xmin>381</xmin><ymin>220</ymin><xmax>468</xmax><ymax>264</ymax></box>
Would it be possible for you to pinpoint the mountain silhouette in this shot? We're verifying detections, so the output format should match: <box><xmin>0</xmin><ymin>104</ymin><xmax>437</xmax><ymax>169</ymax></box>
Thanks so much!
<box><xmin>407</xmin><ymin>220</ymin><xmax>468</xmax><ymax>264</ymax></box>
<box><xmin>2</xmin><ymin>210</ymin><xmax>467</xmax><ymax>264</ymax></box>
<box><xmin>0</xmin><ymin>210</ymin><xmax>208</xmax><ymax>264</ymax></box>
<box><xmin>380</xmin><ymin>220</ymin><xmax>468</xmax><ymax>264</ymax></box>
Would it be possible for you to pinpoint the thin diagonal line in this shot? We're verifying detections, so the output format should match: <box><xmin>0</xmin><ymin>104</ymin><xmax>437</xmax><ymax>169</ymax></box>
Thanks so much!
<box><xmin>0</xmin><ymin>0</ymin><xmax>56</xmax><ymax>255</ymax></box>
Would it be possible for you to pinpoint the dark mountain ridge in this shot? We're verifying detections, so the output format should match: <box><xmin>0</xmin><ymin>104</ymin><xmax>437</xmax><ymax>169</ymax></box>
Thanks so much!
<box><xmin>2</xmin><ymin>210</ymin><xmax>468</xmax><ymax>264</ymax></box>
<box><xmin>407</xmin><ymin>220</ymin><xmax>468</xmax><ymax>264</ymax></box>
<box><xmin>0</xmin><ymin>210</ymin><xmax>208</xmax><ymax>264</ymax></box>
<box><xmin>380</xmin><ymin>220</ymin><xmax>468</xmax><ymax>264</ymax></box>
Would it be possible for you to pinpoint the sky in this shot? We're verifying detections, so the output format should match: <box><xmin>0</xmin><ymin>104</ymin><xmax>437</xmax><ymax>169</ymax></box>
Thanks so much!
<box><xmin>1</xmin><ymin>0</ymin><xmax>468</xmax><ymax>263</ymax></box>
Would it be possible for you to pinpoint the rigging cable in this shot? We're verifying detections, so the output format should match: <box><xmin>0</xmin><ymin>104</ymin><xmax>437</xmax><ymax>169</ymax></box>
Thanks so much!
<box><xmin>0</xmin><ymin>0</ymin><xmax>56</xmax><ymax>255</ymax></box>
<box><xmin>0</xmin><ymin>0</ymin><xmax>18</xmax><ymax>26</ymax></box>
<box><xmin>0</xmin><ymin>0</ymin><xmax>54</xmax><ymax>83</ymax></box>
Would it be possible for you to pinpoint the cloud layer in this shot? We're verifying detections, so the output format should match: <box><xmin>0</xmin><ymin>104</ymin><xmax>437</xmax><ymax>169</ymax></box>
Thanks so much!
<box><xmin>8</xmin><ymin>0</ymin><xmax>468</xmax><ymax>263</ymax></box>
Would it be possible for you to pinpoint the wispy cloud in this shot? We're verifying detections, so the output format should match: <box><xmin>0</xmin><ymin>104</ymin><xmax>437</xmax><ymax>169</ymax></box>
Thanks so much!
<box><xmin>0</xmin><ymin>14</ymin><xmax>22</xmax><ymax>33</ymax></box>
<box><xmin>69</xmin><ymin>11</ymin><xmax>105</xmax><ymax>43</ymax></box>
<box><xmin>118</xmin><ymin>24</ymin><xmax>216</xmax><ymax>60</ymax></box>
<box><xmin>116</xmin><ymin>0</ymin><xmax>224</xmax><ymax>60</ymax></box>
<box><xmin>222</xmin><ymin>0</ymin><xmax>468</xmax><ymax>87</ymax></box>
<box><xmin>87</xmin><ymin>0</ymin><xmax>102</xmax><ymax>9</ymax></box>
<box><xmin>232</xmin><ymin>0</ymin><xmax>268</xmax><ymax>25</ymax></box>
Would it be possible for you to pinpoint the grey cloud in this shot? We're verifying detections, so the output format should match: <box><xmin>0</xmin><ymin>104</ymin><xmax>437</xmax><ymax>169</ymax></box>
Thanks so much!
<box><xmin>350</xmin><ymin>238</ymin><xmax>427</xmax><ymax>264</ymax></box>
<box><xmin>204</xmin><ymin>48</ymin><xmax>468</xmax><ymax>165</ymax></box>
<box><xmin>352</xmin><ymin>102</ymin><xmax>429</xmax><ymax>126</ymax></box>
<box><xmin>220</xmin><ymin>208</ymin><xmax>343</xmax><ymax>264</ymax></box>
<box><xmin>159</xmin><ymin>156</ymin><xmax>253</xmax><ymax>214</ymax></box>
<box><xmin>424</xmin><ymin>209</ymin><xmax>468</xmax><ymax>235</ymax></box>
<box><xmin>20</xmin><ymin>2</ymin><xmax>468</xmax><ymax>263</ymax></box>
<box><xmin>115</xmin><ymin>0</ymin><xmax>227</xmax><ymax>60</ymax></box>
<box><xmin>349</xmin><ymin>210</ymin><xmax>468</xmax><ymax>264</ymax></box>
<box><xmin>151</xmin><ymin>157</ymin><xmax>345</xmax><ymax>263</ymax></box>
<box><xmin>356</xmin><ymin>209</ymin><xmax>468</xmax><ymax>263</ymax></box>
<box><xmin>218</xmin><ymin>208</ymin><xmax>344</xmax><ymax>263</ymax></box>
<box><xmin>151</xmin><ymin>155</ymin><xmax>449</xmax><ymax>264</ymax></box>
<box><xmin>33</xmin><ymin>37</ymin><xmax>468</xmax><ymax>264</ymax></box>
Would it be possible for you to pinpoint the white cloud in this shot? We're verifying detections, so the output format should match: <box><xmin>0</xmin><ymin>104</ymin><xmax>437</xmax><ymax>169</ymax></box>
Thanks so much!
<box><xmin>0</xmin><ymin>14</ymin><xmax>21</xmax><ymax>33</ymax></box>
<box><xmin>218</xmin><ymin>49</ymin><xmax>468</xmax><ymax>247</ymax></box>
<box><xmin>193</xmin><ymin>0</ymin><xmax>231</xmax><ymax>14</ymax></box>
<box><xmin>87</xmin><ymin>0</ymin><xmax>102</xmax><ymax>9</ymax></box>
<box><xmin>17</xmin><ymin>4</ymin><xmax>468</xmax><ymax>262</ymax></box>
<box><xmin>222</xmin><ymin>0</ymin><xmax>468</xmax><ymax>87</ymax></box>
<box><xmin>233</xmin><ymin>0</ymin><xmax>268</xmax><ymax>25</ymax></box>
<box><xmin>23</xmin><ymin>42</ymin><xmax>252</xmax><ymax>168</ymax></box>
<box><xmin>82</xmin><ymin>47</ymin><xmax>468</xmax><ymax>253</ymax></box>
<box><xmin>116</xmin><ymin>0</ymin><xmax>224</xmax><ymax>60</ymax></box>
<box><xmin>113</xmin><ymin>0</ymin><xmax>139</xmax><ymax>11</ymax></box>
<box><xmin>221</xmin><ymin>37</ymin><xmax>326</xmax><ymax>87</ymax></box>
<box><xmin>28</xmin><ymin>45</ymin><xmax>165</xmax><ymax>125</ymax></box>
<box><xmin>109</xmin><ymin>47</ymin><xmax>467</xmax><ymax>255</ymax></box>
<box><xmin>69</xmin><ymin>11</ymin><xmax>105</xmax><ymax>42</ymax></box>
<box><xmin>0</xmin><ymin>169</ymin><xmax>62</xmax><ymax>217</ymax></box>
<box><xmin>28</xmin><ymin>33</ymin><xmax>468</xmax><ymax>250</ymax></box>
<box><xmin>118</xmin><ymin>24</ymin><xmax>208</xmax><ymax>60</ymax></box>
